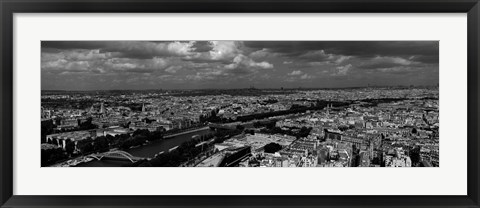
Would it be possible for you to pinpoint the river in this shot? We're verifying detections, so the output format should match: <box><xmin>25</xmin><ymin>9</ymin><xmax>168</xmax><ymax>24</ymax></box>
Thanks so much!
<box><xmin>75</xmin><ymin>128</ymin><xmax>214</xmax><ymax>167</ymax></box>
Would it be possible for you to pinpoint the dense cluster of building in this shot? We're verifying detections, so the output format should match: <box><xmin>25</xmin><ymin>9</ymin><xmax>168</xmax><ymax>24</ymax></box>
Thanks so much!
<box><xmin>42</xmin><ymin>87</ymin><xmax>439</xmax><ymax>167</ymax></box>
<box><xmin>193</xmin><ymin>88</ymin><xmax>439</xmax><ymax>168</ymax></box>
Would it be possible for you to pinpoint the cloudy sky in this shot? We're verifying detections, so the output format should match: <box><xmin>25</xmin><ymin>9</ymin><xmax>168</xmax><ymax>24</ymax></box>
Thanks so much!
<box><xmin>41</xmin><ymin>41</ymin><xmax>439</xmax><ymax>90</ymax></box>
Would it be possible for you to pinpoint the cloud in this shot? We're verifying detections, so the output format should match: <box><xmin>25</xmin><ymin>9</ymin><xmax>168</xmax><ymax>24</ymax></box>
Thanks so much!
<box><xmin>42</xmin><ymin>54</ymin><xmax>170</xmax><ymax>75</ymax></box>
<box><xmin>191</xmin><ymin>41</ymin><xmax>213</xmax><ymax>52</ymax></box>
<box><xmin>41</xmin><ymin>41</ymin><xmax>439</xmax><ymax>90</ymax></box>
<box><xmin>249</xmin><ymin>48</ymin><xmax>274</xmax><ymax>59</ymax></box>
<box><xmin>334</xmin><ymin>64</ymin><xmax>352</xmax><ymax>76</ymax></box>
<box><xmin>300</xmin><ymin>74</ymin><xmax>314</xmax><ymax>79</ymax></box>
<box><xmin>296</xmin><ymin>50</ymin><xmax>353</xmax><ymax>66</ymax></box>
<box><xmin>183</xmin><ymin>41</ymin><xmax>245</xmax><ymax>64</ymax></box>
<box><xmin>42</xmin><ymin>49</ymin><xmax>112</xmax><ymax>62</ymax></box>
<box><xmin>286</xmin><ymin>70</ymin><xmax>314</xmax><ymax>79</ymax></box>
<box><xmin>167</xmin><ymin>42</ymin><xmax>195</xmax><ymax>56</ymax></box>
<box><xmin>165</xmin><ymin>66</ymin><xmax>182</xmax><ymax>74</ymax></box>
<box><xmin>285</xmin><ymin>72</ymin><xmax>314</xmax><ymax>82</ymax></box>
<box><xmin>186</xmin><ymin>69</ymin><xmax>230</xmax><ymax>81</ymax></box>
<box><xmin>42</xmin><ymin>58</ymin><xmax>68</xmax><ymax>70</ymax></box>
<box><xmin>357</xmin><ymin>56</ymin><xmax>417</xmax><ymax>70</ymax></box>
<box><xmin>111</xmin><ymin>41</ymin><xmax>196</xmax><ymax>59</ymax></box>
<box><xmin>307</xmin><ymin>62</ymin><xmax>328</xmax><ymax>67</ymax></box>
<box><xmin>334</xmin><ymin>55</ymin><xmax>351</xmax><ymax>64</ymax></box>
<box><xmin>64</xmin><ymin>49</ymin><xmax>116</xmax><ymax>61</ymax></box>
<box><xmin>104</xmin><ymin>57</ymin><xmax>168</xmax><ymax>73</ymax></box>
<box><xmin>298</xmin><ymin>50</ymin><xmax>335</xmax><ymax>61</ymax></box>
<box><xmin>42</xmin><ymin>41</ymin><xmax>197</xmax><ymax>59</ymax></box>
<box><xmin>157</xmin><ymin>74</ymin><xmax>173</xmax><ymax>80</ymax></box>
<box><xmin>243</xmin><ymin>41</ymin><xmax>438</xmax><ymax>65</ymax></box>
<box><xmin>225</xmin><ymin>54</ymin><xmax>273</xmax><ymax>73</ymax></box>
<box><xmin>288</xmin><ymin>70</ymin><xmax>304</xmax><ymax>76</ymax></box>
<box><xmin>259</xmin><ymin>74</ymin><xmax>271</xmax><ymax>80</ymax></box>
<box><xmin>209</xmin><ymin>41</ymin><xmax>240</xmax><ymax>61</ymax></box>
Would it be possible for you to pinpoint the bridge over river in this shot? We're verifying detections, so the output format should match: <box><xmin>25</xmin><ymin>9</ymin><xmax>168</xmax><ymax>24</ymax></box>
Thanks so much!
<box><xmin>88</xmin><ymin>150</ymin><xmax>147</xmax><ymax>163</ymax></box>
<box><xmin>75</xmin><ymin>127</ymin><xmax>215</xmax><ymax>167</ymax></box>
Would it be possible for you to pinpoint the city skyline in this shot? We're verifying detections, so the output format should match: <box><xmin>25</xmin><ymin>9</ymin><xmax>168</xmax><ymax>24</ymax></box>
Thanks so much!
<box><xmin>41</xmin><ymin>41</ymin><xmax>439</xmax><ymax>90</ymax></box>
<box><xmin>41</xmin><ymin>41</ymin><xmax>439</xmax><ymax>168</ymax></box>
<box><xmin>42</xmin><ymin>88</ymin><xmax>439</xmax><ymax>167</ymax></box>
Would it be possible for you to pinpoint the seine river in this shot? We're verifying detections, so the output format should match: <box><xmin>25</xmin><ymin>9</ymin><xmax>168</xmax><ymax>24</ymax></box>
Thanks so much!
<box><xmin>75</xmin><ymin>128</ymin><xmax>214</xmax><ymax>167</ymax></box>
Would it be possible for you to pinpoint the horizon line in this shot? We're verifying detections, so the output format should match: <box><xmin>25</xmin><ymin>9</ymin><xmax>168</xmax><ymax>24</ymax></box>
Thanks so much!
<box><xmin>41</xmin><ymin>85</ymin><xmax>439</xmax><ymax>92</ymax></box>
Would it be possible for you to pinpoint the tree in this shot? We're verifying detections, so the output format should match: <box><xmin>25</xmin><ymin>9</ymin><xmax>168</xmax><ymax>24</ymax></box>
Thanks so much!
<box><xmin>64</xmin><ymin>140</ymin><xmax>75</xmax><ymax>155</ymax></box>
<box><xmin>263</xmin><ymin>142</ymin><xmax>282</xmax><ymax>153</ymax></box>
<box><xmin>297</xmin><ymin>126</ymin><xmax>312</xmax><ymax>138</ymax></box>
<box><xmin>93</xmin><ymin>136</ymin><xmax>109</xmax><ymax>152</ymax></box>
<box><xmin>133</xmin><ymin>129</ymin><xmax>150</xmax><ymax>137</ymax></box>
<box><xmin>265</xmin><ymin>121</ymin><xmax>276</xmax><ymax>129</ymax></box>
<box><xmin>409</xmin><ymin>146</ymin><xmax>421</xmax><ymax>166</ymax></box>
<box><xmin>150</xmin><ymin>130</ymin><xmax>164</xmax><ymax>141</ymax></box>
<box><xmin>338</xmin><ymin>126</ymin><xmax>349</xmax><ymax>131</ymax></box>
<box><xmin>236</xmin><ymin>125</ymin><xmax>245</xmax><ymax>131</ymax></box>
<box><xmin>412</xmin><ymin>128</ymin><xmax>418</xmax><ymax>134</ymax></box>
<box><xmin>76</xmin><ymin>138</ymin><xmax>94</xmax><ymax>154</ymax></box>
<box><xmin>41</xmin><ymin>148</ymin><xmax>67</xmax><ymax>167</ymax></box>
<box><xmin>78</xmin><ymin>117</ymin><xmax>97</xmax><ymax>130</ymax></box>
<box><xmin>41</xmin><ymin>119</ymin><xmax>55</xmax><ymax>142</ymax></box>
<box><xmin>105</xmin><ymin>134</ymin><xmax>115</xmax><ymax>144</ymax></box>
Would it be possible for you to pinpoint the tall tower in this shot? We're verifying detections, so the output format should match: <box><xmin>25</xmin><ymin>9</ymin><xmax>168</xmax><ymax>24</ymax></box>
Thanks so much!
<box><xmin>142</xmin><ymin>103</ymin><xmax>146</xmax><ymax>112</ymax></box>
<box><xmin>100</xmin><ymin>103</ymin><xmax>105</xmax><ymax>114</ymax></box>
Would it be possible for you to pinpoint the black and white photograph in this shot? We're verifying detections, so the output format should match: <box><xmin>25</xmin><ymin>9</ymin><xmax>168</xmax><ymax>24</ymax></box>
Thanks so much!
<box><xmin>40</xmin><ymin>41</ymin><xmax>439</xmax><ymax>167</ymax></box>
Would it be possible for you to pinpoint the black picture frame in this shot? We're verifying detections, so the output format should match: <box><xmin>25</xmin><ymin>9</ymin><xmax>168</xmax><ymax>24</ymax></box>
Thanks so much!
<box><xmin>1</xmin><ymin>0</ymin><xmax>479</xmax><ymax>207</ymax></box>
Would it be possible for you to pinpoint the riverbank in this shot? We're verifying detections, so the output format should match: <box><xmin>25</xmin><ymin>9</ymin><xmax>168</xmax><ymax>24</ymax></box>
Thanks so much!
<box><xmin>76</xmin><ymin>127</ymin><xmax>215</xmax><ymax>166</ymax></box>
<box><xmin>163</xmin><ymin>126</ymin><xmax>210</xmax><ymax>138</ymax></box>
<box><xmin>125</xmin><ymin>126</ymin><xmax>211</xmax><ymax>152</ymax></box>
<box><xmin>50</xmin><ymin>154</ymin><xmax>95</xmax><ymax>167</ymax></box>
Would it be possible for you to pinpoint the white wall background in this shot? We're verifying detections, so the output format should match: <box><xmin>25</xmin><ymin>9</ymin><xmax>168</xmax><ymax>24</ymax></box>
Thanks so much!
<box><xmin>13</xmin><ymin>13</ymin><xmax>467</xmax><ymax>195</ymax></box>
